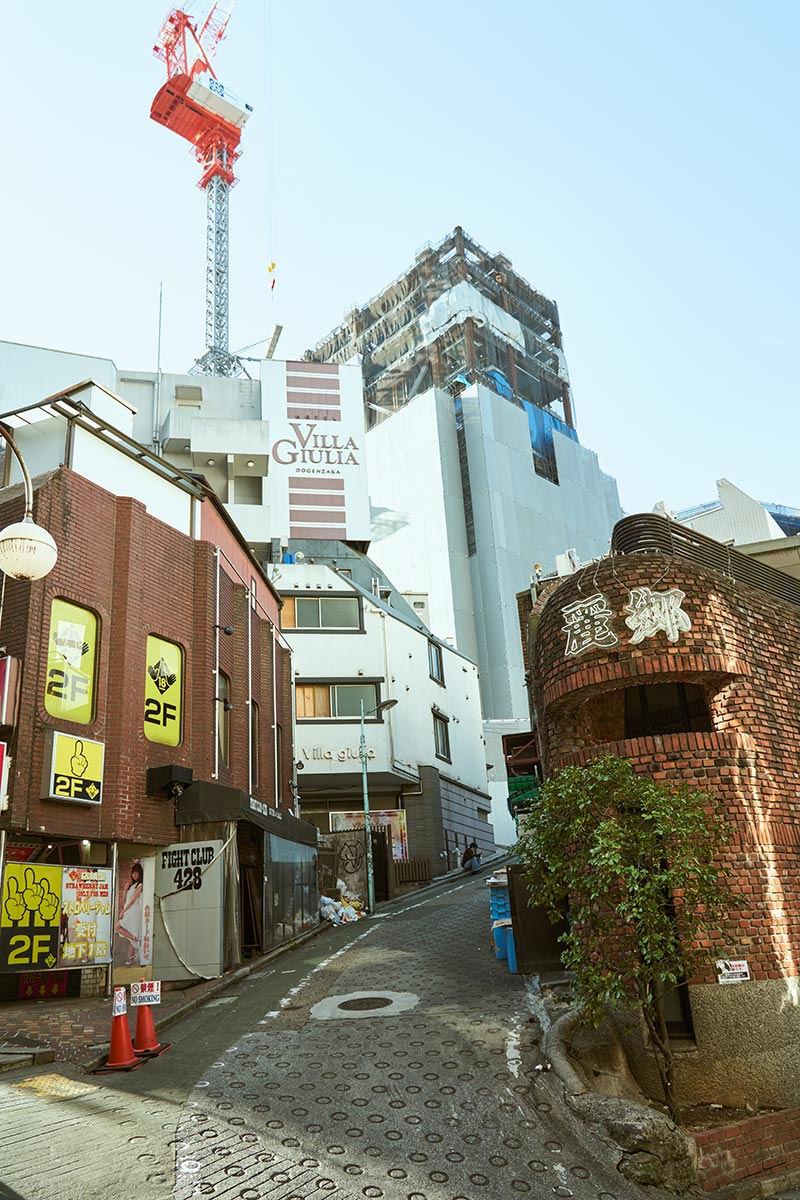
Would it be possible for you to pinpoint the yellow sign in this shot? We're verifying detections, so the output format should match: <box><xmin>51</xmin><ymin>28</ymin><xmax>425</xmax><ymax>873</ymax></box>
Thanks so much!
<box><xmin>144</xmin><ymin>635</ymin><xmax>183</xmax><ymax>747</ymax></box>
<box><xmin>44</xmin><ymin>599</ymin><xmax>97</xmax><ymax>725</ymax></box>
<box><xmin>48</xmin><ymin>732</ymin><xmax>104</xmax><ymax>804</ymax></box>
<box><xmin>1</xmin><ymin>864</ymin><xmax>62</xmax><ymax>971</ymax></box>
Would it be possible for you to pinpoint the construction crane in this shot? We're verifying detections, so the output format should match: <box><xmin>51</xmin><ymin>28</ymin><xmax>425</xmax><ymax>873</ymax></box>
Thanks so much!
<box><xmin>150</xmin><ymin>2</ymin><xmax>252</xmax><ymax>376</ymax></box>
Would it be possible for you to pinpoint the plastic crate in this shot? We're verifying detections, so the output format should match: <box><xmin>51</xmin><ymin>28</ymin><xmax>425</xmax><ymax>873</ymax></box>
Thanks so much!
<box><xmin>492</xmin><ymin>918</ymin><xmax>512</xmax><ymax>960</ymax></box>
<box><xmin>489</xmin><ymin>885</ymin><xmax>511</xmax><ymax>922</ymax></box>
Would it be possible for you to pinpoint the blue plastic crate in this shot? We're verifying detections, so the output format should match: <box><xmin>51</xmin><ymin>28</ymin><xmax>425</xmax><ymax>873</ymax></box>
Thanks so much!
<box><xmin>489</xmin><ymin>885</ymin><xmax>511</xmax><ymax>921</ymax></box>
<box><xmin>492</xmin><ymin>919</ymin><xmax>511</xmax><ymax>960</ymax></box>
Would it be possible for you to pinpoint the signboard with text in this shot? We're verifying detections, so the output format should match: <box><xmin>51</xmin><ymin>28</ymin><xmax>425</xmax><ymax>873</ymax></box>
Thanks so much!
<box><xmin>0</xmin><ymin>863</ymin><xmax>113</xmax><ymax>972</ymax></box>
<box><xmin>45</xmin><ymin>731</ymin><xmax>105</xmax><ymax>804</ymax></box>
<box><xmin>153</xmin><ymin>840</ymin><xmax>223</xmax><ymax>981</ymax></box>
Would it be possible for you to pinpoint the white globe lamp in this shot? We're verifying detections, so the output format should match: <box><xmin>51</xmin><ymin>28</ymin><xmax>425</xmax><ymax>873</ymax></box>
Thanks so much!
<box><xmin>0</xmin><ymin>425</ymin><xmax>58</xmax><ymax>580</ymax></box>
<box><xmin>0</xmin><ymin>517</ymin><xmax>58</xmax><ymax>580</ymax></box>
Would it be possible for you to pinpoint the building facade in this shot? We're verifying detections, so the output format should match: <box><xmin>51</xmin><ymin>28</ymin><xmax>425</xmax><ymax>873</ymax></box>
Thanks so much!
<box><xmin>0</xmin><ymin>384</ymin><xmax>314</xmax><ymax>1003</ymax></box>
<box><xmin>521</xmin><ymin>512</ymin><xmax>800</xmax><ymax>1108</ymax></box>
<box><xmin>276</xmin><ymin>561</ymin><xmax>494</xmax><ymax>879</ymax></box>
<box><xmin>306</xmin><ymin>228</ymin><xmax>622</xmax><ymax>843</ymax></box>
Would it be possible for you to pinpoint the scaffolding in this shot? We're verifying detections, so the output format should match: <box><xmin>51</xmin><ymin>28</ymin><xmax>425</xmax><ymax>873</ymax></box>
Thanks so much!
<box><xmin>304</xmin><ymin>227</ymin><xmax>576</xmax><ymax>430</ymax></box>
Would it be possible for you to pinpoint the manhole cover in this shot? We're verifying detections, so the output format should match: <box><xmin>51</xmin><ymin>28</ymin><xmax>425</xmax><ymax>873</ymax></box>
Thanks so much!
<box><xmin>311</xmin><ymin>991</ymin><xmax>420</xmax><ymax>1020</ymax></box>
<box><xmin>338</xmin><ymin>996</ymin><xmax>394</xmax><ymax>1012</ymax></box>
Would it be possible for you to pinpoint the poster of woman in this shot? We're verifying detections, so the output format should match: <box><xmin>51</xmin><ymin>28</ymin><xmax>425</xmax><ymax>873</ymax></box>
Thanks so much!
<box><xmin>114</xmin><ymin>857</ymin><xmax>155</xmax><ymax>966</ymax></box>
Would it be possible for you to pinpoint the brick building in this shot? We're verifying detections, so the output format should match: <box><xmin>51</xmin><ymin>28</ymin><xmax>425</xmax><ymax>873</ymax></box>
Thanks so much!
<box><xmin>0</xmin><ymin>384</ymin><xmax>315</xmax><ymax>1002</ymax></box>
<box><xmin>519</xmin><ymin>513</ymin><xmax>800</xmax><ymax>1108</ymax></box>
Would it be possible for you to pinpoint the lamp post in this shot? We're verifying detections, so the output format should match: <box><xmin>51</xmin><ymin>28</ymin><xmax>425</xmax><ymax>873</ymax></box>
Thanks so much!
<box><xmin>0</xmin><ymin>424</ymin><xmax>58</xmax><ymax>579</ymax></box>
<box><xmin>360</xmin><ymin>697</ymin><xmax>398</xmax><ymax>913</ymax></box>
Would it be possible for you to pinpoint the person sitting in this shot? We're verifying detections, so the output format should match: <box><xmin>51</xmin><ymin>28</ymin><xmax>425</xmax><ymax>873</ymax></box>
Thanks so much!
<box><xmin>462</xmin><ymin>841</ymin><xmax>482</xmax><ymax>872</ymax></box>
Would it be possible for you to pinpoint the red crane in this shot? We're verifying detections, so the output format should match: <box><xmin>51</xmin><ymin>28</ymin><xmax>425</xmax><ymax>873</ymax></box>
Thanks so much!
<box><xmin>151</xmin><ymin>2</ymin><xmax>252</xmax><ymax>375</ymax></box>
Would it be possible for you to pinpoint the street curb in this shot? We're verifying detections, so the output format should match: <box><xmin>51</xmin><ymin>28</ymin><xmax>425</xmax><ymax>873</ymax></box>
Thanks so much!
<box><xmin>84</xmin><ymin>920</ymin><xmax>331</xmax><ymax>1073</ymax></box>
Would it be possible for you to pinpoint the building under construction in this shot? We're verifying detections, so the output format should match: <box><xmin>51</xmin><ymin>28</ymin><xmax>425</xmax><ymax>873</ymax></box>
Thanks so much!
<box><xmin>307</xmin><ymin>228</ymin><xmax>622</xmax><ymax>843</ymax></box>
<box><xmin>306</xmin><ymin>226</ymin><xmax>576</xmax><ymax>483</ymax></box>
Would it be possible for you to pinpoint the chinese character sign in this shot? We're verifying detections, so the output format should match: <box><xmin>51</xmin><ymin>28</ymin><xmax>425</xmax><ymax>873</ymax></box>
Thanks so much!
<box><xmin>623</xmin><ymin>587</ymin><xmax>692</xmax><ymax>644</ymax></box>
<box><xmin>561</xmin><ymin>593</ymin><xmax>620</xmax><ymax>658</ymax></box>
<box><xmin>59</xmin><ymin>868</ymin><xmax>113</xmax><ymax>967</ymax></box>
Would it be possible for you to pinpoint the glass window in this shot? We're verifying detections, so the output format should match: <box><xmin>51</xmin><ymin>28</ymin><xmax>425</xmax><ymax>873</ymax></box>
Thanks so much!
<box><xmin>433</xmin><ymin>712</ymin><xmax>451</xmax><ymax>761</ymax></box>
<box><xmin>428</xmin><ymin>640</ymin><xmax>444</xmax><ymax>684</ymax></box>
<box><xmin>275</xmin><ymin>724</ymin><xmax>282</xmax><ymax>805</ymax></box>
<box><xmin>45</xmin><ymin>599</ymin><xmax>98</xmax><ymax>725</ymax></box>
<box><xmin>296</xmin><ymin>682</ymin><xmax>378</xmax><ymax>719</ymax></box>
<box><xmin>624</xmin><ymin>682</ymin><xmax>711</xmax><ymax>740</ymax></box>
<box><xmin>293</xmin><ymin>596</ymin><xmax>360</xmax><ymax>629</ymax></box>
<box><xmin>250</xmin><ymin>700</ymin><xmax>259</xmax><ymax>788</ymax></box>
<box><xmin>144</xmin><ymin>635</ymin><xmax>183</xmax><ymax>746</ymax></box>
<box><xmin>217</xmin><ymin>671</ymin><xmax>231</xmax><ymax>765</ymax></box>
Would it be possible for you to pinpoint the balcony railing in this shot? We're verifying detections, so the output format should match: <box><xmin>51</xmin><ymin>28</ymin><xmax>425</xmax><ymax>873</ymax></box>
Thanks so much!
<box><xmin>611</xmin><ymin>513</ymin><xmax>800</xmax><ymax>610</ymax></box>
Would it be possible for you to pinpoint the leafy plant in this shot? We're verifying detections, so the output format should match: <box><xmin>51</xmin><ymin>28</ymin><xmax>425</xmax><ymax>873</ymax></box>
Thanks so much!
<box><xmin>516</xmin><ymin>755</ymin><xmax>736</xmax><ymax>1123</ymax></box>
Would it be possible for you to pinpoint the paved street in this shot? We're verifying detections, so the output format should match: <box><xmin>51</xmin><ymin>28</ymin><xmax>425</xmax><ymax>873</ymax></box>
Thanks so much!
<box><xmin>0</xmin><ymin>877</ymin><xmax>648</xmax><ymax>1200</ymax></box>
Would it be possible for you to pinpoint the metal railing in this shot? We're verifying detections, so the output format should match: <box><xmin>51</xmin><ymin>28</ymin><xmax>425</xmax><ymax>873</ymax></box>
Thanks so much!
<box><xmin>611</xmin><ymin>514</ymin><xmax>800</xmax><ymax>609</ymax></box>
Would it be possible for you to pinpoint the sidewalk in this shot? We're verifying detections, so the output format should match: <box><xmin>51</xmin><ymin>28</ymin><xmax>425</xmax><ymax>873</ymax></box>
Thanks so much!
<box><xmin>0</xmin><ymin>853</ymin><xmax>511</xmax><ymax>1073</ymax></box>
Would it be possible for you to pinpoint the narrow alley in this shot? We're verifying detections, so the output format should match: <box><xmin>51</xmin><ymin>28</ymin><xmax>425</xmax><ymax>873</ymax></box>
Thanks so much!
<box><xmin>0</xmin><ymin>878</ymin><xmax>648</xmax><ymax>1200</ymax></box>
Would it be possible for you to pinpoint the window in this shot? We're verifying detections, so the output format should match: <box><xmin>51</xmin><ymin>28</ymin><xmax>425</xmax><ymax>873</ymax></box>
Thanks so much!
<box><xmin>234</xmin><ymin>476</ymin><xmax>262</xmax><ymax>505</ymax></box>
<box><xmin>428</xmin><ymin>640</ymin><xmax>444</xmax><ymax>684</ymax></box>
<box><xmin>296</xmin><ymin>682</ymin><xmax>378</xmax><ymax>719</ymax></box>
<box><xmin>433</xmin><ymin>711</ymin><xmax>451</xmax><ymax>761</ymax></box>
<box><xmin>45</xmin><ymin>599</ymin><xmax>98</xmax><ymax>725</ymax></box>
<box><xmin>217</xmin><ymin>671</ymin><xmax>231</xmax><ymax>765</ymax></box>
<box><xmin>281</xmin><ymin>595</ymin><xmax>360</xmax><ymax>630</ymax></box>
<box><xmin>275</xmin><ymin>724</ymin><xmax>283</xmax><ymax>805</ymax></box>
<box><xmin>250</xmin><ymin>700</ymin><xmax>259</xmax><ymax>788</ymax></box>
<box><xmin>144</xmin><ymin>635</ymin><xmax>183</xmax><ymax>747</ymax></box>
<box><xmin>624</xmin><ymin>682</ymin><xmax>711</xmax><ymax>740</ymax></box>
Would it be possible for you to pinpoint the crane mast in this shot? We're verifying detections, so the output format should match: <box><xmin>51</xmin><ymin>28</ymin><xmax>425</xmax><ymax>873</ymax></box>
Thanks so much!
<box><xmin>150</xmin><ymin>3</ymin><xmax>250</xmax><ymax>377</ymax></box>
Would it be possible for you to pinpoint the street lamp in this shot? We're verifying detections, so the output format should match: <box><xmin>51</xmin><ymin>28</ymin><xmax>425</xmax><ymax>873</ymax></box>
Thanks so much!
<box><xmin>360</xmin><ymin>696</ymin><xmax>398</xmax><ymax>913</ymax></box>
<box><xmin>0</xmin><ymin>425</ymin><xmax>57</xmax><ymax>580</ymax></box>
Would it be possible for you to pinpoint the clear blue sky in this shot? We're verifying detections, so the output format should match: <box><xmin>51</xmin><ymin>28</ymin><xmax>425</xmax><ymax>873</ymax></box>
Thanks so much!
<box><xmin>2</xmin><ymin>1</ymin><xmax>797</xmax><ymax>515</ymax></box>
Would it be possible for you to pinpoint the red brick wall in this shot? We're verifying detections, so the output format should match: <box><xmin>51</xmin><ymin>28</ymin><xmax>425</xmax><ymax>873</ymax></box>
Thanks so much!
<box><xmin>528</xmin><ymin>554</ymin><xmax>800</xmax><ymax>984</ymax></box>
<box><xmin>693</xmin><ymin>1108</ymin><xmax>800</xmax><ymax>1190</ymax></box>
<box><xmin>1</xmin><ymin>468</ymin><xmax>294</xmax><ymax>850</ymax></box>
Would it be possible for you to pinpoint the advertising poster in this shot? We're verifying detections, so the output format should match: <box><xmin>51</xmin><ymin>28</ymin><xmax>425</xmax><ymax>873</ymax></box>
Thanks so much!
<box><xmin>331</xmin><ymin>809</ymin><xmax>409</xmax><ymax>861</ymax></box>
<box><xmin>114</xmin><ymin>857</ymin><xmax>155</xmax><ymax>967</ymax></box>
<box><xmin>44</xmin><ymin>599</ymin><xmax>97</xmax><ymax>724</ymax></box>
<box><xmin>144</xmin><ymin>635</ymin><xmax>183</xmax><ymax>747</ymax></box>
<box><xmin>59</xmin><ymin>867</ymin><xmax>113</xmax><ymax>966</ymax></box>
<box><xmin>0</xmin><ymin>864</ymin><xmax>62</xmax><ymax>972</ymax></box>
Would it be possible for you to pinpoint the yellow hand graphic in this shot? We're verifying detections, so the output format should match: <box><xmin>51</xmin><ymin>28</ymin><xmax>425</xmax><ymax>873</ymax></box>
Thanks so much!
<box><xmin>38</xmin><ymin>882</ymin><xmax>59</xmax><ymax>923</ymax></box>
<box><xmin>70</xmin><ymin>740</ymin><xmax>89</xmax><ymax>777</ymax></box>
<box><xmin>4</xmin><ymin>877</ymin><xmax>26</xmax><ymax>923</ymax></box>
<box><xmin>22</xmin><ymin>867</ymin><xmax>44</xmax><ymax>913</ymax></box>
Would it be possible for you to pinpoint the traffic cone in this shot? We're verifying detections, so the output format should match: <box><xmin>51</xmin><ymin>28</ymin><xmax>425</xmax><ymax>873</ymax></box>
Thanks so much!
<box><xmin>94</xmin><ymin>1010</ymin><xmax>140</xmax><ymax>1073</ymax></box>
<box><xmin>134</xmin><ymin>1004</ymin><xmax>169</xmax><ymax>1058</ymax></box>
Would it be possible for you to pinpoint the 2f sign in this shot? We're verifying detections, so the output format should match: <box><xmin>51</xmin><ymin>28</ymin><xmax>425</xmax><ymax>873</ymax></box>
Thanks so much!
<box><xmin>144</xmin><ymin>635</ymin><xmax>183</xmax><ymax>747</ymax></box>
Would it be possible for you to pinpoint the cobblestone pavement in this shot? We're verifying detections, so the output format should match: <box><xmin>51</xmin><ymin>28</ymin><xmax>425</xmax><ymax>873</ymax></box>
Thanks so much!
<box><xmin>0</xmin><ymin>878</ymin><xmax>655</xmax><ymax>1200</ymax></box>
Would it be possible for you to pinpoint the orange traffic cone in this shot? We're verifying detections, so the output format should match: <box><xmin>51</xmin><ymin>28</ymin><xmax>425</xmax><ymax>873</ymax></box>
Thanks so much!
<box><xmin>134</xmin><ymin>1004</ymin><xmax>169</xmax><ymax>1058</ymax></box>
<box><xmin>94</xmin><ymin>1010</ymin><xmax>140</xmax><ymax>1073</ymax></box>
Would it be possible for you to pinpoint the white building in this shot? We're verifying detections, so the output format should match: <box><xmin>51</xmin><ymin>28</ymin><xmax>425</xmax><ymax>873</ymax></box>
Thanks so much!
<box><xmin>276</xmin><ymin>562</ymin><xmax>493</xmax><ymax>873</ymax></box>
<box><xmin>658</xmin><ymin>478</ymin><xmax>800</xmax><ymax>547</ymax></box>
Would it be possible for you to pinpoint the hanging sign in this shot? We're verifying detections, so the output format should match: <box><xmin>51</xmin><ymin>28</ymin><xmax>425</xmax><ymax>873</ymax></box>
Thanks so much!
<box><xmin>46</xmin><ymin>732</ymin><xmax>105</xmax><ymax>804</ymax></box>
